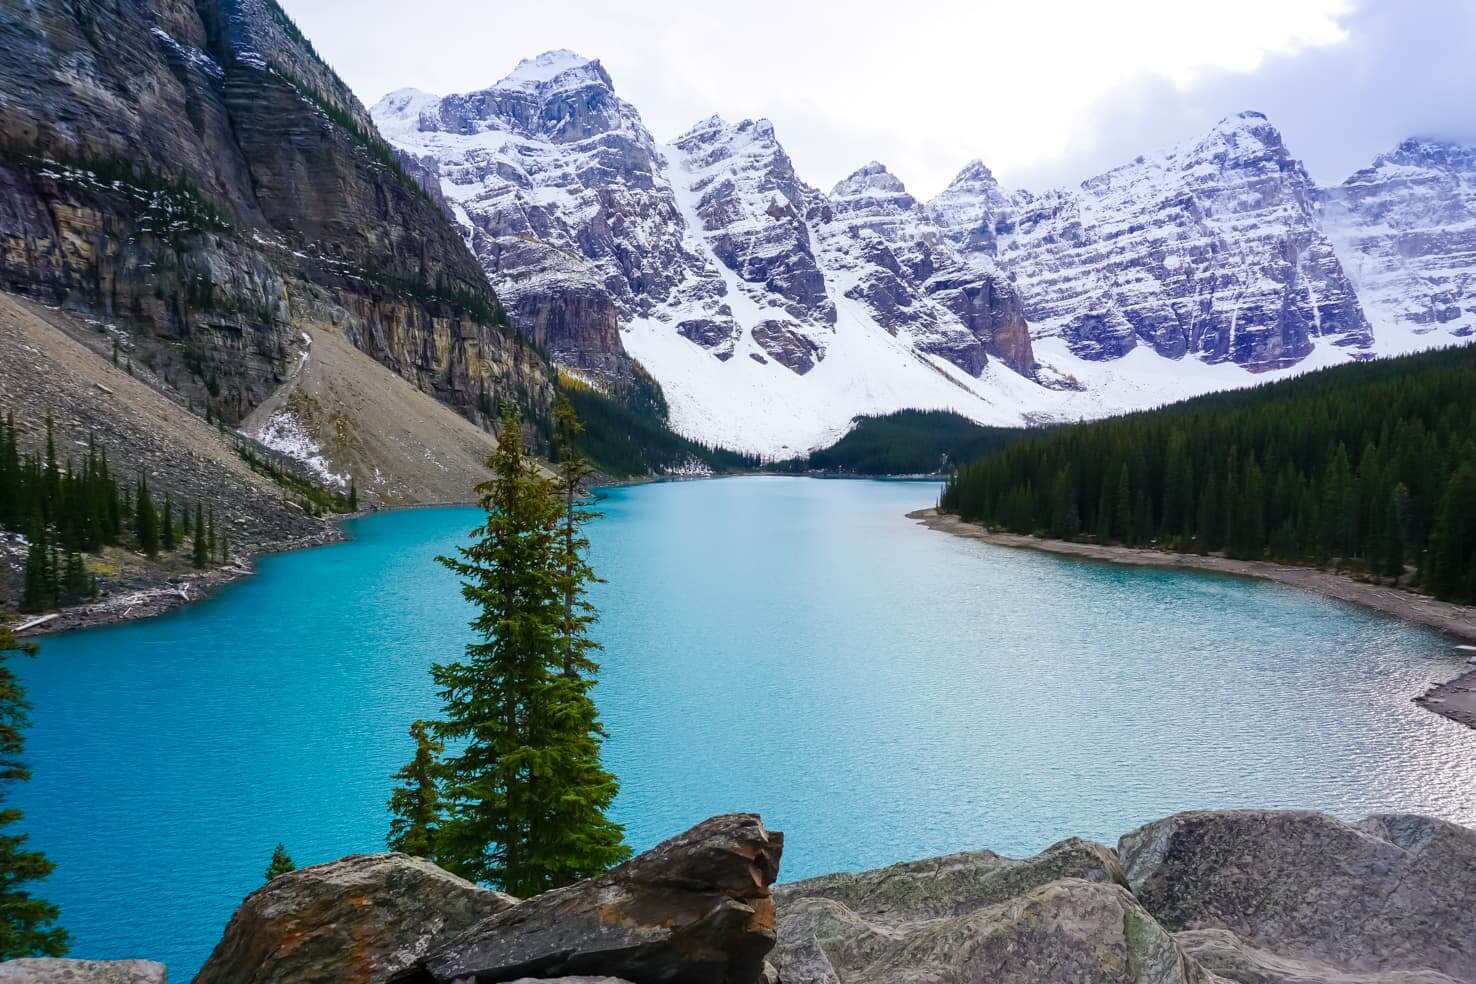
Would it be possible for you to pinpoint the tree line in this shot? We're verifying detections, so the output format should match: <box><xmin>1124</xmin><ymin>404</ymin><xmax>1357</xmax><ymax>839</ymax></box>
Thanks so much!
<box><xmin>791</xmin><ymin>409</ymin><xmax>1026</xmax><ymax>476</ymax></box>
<box><xmin>1</xmin><ymin>413</ymin><xmax>228</xmax><ymax>613</ymax></box>
<box><xmin>940</xmin><ymin>346</ymin><xmax>1476</xmax><ymax>603</ymax></box>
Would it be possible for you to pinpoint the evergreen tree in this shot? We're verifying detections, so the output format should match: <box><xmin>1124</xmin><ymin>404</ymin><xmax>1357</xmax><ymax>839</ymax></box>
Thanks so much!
<box><xmin>431</xmin><ymin>405</ymin><xmax>628</xmax><ymax>895</ymax></box>
<box><xmin>0</xmin><ymin>625</ymin><xmax>68</xmax><ymax>958</ymax></box>
<box><xmin>20</xmin><ymin>523</ymin><xmax>50</xmax><ymax>615</ymax></box>
<box><xmin>263</xmin><ymin>843</ymin><xmax>295</xmax><ymax>883</ymax></box>
<box><xmin>206</xmin><ymin>507</ymin><xmax>216</xmax><ymax>563</ymax></box>
<box><xmin>347</xmin><ymin>481</ymin><xmax>358</xmax><ymax>512</ymax></box>
<box><xmin>1114</xmin><ymin>464</ymin><xmax>1133</xmax><ymax>545</ymax></box>
<box><xmin>1383</xmin><ymin>483</ymin><xmax>1411</xmax><ymax>581</ymax></box>
<box><xmin>134</xmin><ymin>479</ymin><xmax>159</xmax><ymax>558</ymax></box>
<box><xmin>160</xmin><ymin>495</ymin><xmax>175</xmax><ymax>552</ymax></box>
<box><xmin>386</xmin><ymin>721</ymin><xmax>443</xmax><ymax>858</ymax></box>
<box><xmin>191</xmin><ymin>505</ymin><xmax>208</xmax><ymax>569</ymax></box>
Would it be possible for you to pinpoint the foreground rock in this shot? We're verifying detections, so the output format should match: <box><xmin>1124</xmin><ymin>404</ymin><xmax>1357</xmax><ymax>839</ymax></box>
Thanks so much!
<box><xmin>397</xmin><ymin>813</ymin><xmax>783</xmax><ymax>984</ymax></box>
<box><xmin>773</xmin><ymin>839</ymin><xmax>1211</xmax><ymax>984</ymax></box>
<box><xmin>186</xmin><ymin>809</ymin><xmax>1475</xmax><ymax>984</ymax></box>
<box><xmin>193</xmin><ymin>853</ymin><xmax>515</xmax><ymax>984</ymax></box>
<box><xmin>1120</xmin><ymin>810</ymin><xmax>1476</xmax><ymax>982</ymax></box>
<box><xmin>774</xmin><ymin>810</ymin><xmax>1476</xmax><ymax>984</ymax></box>
<box><xmin>0</xmin><ymin>961</ymin><xmax>165</xmax><ymax>983</ymax></box>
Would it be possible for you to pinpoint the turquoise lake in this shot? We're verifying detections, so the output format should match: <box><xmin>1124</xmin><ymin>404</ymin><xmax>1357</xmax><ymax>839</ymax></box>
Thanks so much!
<box><xmin>14</xmin><ymin>476</ymin><xmax>1476</xmax><ymax>977</ymax></box>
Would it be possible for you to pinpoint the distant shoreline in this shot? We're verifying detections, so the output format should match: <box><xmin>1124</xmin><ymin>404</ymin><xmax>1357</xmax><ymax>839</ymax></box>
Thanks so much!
<box><xmin>909</xmin><ymin>508</ymin><xmax>1476</xmax><ymax>732</ymax></box>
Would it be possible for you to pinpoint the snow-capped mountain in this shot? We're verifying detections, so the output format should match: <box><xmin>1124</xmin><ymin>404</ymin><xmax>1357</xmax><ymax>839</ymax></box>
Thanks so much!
<box><xmin>373</xmin><ymin>51</ymin><xmax>1055</xmax><ymax>454</ymax></box>
<box><xmin>1320</xmin><ymin>139</ymin><xmax>1476</xmax><ymax>351</ymax></box>
<box><xmin>928</xmin><ymin>112</ymin><xmax>1370</xmax><ymax>371</ymax></box>
<box><xmin>375</xmin><ymin>54</ymin><xmax>1474</xmax><ymax>455</ymax></box>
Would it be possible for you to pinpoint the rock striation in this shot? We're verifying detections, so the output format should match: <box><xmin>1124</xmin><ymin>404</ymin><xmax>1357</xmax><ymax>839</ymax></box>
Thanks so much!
<box><xmin>0</xmin><ymin>0</ymin><xmax>550</xmax><ymax>430</ymax></box>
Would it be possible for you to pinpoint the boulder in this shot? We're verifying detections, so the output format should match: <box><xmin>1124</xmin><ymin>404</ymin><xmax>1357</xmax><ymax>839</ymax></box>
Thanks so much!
<box><xmin>774</xmin><ymin>877</ymin><xmax>1215</xmax><ymax>984</ymax></box>
<box><xmin>0</xmin><ymin>960</ymin><xmax>165</xmax><ymax>983</ymax></box>
<box><xmin>398</xmin><ymin>813</ymin><xmax>783</xmax><ymax>984</ymax></box>
<box><xmin>193</xmin><ymin>853</ymin><xmax>515</xmax><ymax>984</ymax></box>
<box><xmin>774</xmin><ymin>836</ymin><xmax>1126</xmax><ymax>924</ymax></box>
<box><xmin>773</xmin><ymin>837</ymin><xmax>1179</xmax><ymax>984</ymax></box>
<box><xmin>1118</xmin><ymin>810</ymin><xmax>1476</xmax><ymax>981</ymax></box>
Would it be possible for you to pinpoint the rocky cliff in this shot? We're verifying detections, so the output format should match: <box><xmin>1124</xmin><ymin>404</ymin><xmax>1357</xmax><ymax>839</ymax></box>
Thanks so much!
<box><xmin>23</xmin><ymin>809</ymin><xmax>1474</xmax><ymax>984</ymax></box>
<box><xmin>0</xmin><ymin>0</ymin><xmax>551</xmax><ymax>432</ymax></box>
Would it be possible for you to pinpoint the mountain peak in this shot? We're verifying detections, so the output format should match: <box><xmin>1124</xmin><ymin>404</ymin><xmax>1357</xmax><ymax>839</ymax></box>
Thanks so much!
<box><xmin>497</xmin><ymin>49</ymin><xmax>609</xmax><ymax>91</ymax></box>
<box><xmin>832</xmin><ymin>161</ymin><xmax>907</xmax><ymax>198</ymax></box>
<box><xmin>947</xmin><ymin>159</ymin><xmax>999</xmax><ymax>189</ymax></box>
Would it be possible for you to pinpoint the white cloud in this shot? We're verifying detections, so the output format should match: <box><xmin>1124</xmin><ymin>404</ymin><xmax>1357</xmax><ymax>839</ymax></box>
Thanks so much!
<box><xmin>282</xmin><ymin>0</ymin><xmax>1469</xmax><ymax>198</ymax></box>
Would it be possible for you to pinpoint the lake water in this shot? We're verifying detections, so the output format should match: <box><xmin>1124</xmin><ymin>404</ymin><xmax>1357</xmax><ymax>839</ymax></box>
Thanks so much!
<box><xmin>14</xmin><ymin>477</ymin><xmax>1476</xmax><ymax>977</ymax></box>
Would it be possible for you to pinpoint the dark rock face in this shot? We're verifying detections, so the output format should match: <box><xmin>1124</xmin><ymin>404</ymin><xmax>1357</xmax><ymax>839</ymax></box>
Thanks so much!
<box><xmin>677</xmin><ymin>315</ymin><xmax>740</xmax><ymax>359</ymax></box>
<box><xmin>0</xmin><ymin>0</ymin><xmax>548</xmax><ymax>426</ymax></box>
<box><xmin>0</xmin><ymin>960</ymin><xmax>166</xmax><ymax>983</ymax></box>
<box><xmin>751</xmin><ymin>320</ymin><xmax>823</xmax><ymax>375</ymax></box>
<box><xmin>194</xmin><ymin>853</ymin><xmax>515</xmax><ymax>984</ymax></box>
<box><xmin>401</xmin><ymin>814</ymin><xmax>783</xmax><ymax>984</ymax></box>
<box><xmin>1119</xmin><ymin>810</ymin><xmax>1476</xmax><ymax>982</ymax></box>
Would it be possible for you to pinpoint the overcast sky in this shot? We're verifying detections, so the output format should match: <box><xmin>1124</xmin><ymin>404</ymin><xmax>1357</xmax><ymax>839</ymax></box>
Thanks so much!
<box><xmin>281</xmin><ymin>0</ymin><xmax>1476</xmax><ymax>199</ymax></box>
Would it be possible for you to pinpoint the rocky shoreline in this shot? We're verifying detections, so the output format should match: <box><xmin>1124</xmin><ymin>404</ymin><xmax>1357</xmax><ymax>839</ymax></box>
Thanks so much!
<box><xmin>15</xmin><ymin>524</ymin><xmax>350</xmax><ymax>638</ymax></box>
<box><xmin>15</xmin><ymin>808</ymin><xmax>1476</xmax><ymax>983</ymax></box>
<box><xmin>911</xmin><ymin>507</ymin><xmax>1476</xmax><ymax>732</ymax></box>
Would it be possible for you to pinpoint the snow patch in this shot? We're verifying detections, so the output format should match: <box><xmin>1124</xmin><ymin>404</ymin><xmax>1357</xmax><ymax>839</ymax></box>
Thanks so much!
<box><xmin>249</xmin><ymin>411</ymin><xmax>348</xmax><ymax>489</ymax></box>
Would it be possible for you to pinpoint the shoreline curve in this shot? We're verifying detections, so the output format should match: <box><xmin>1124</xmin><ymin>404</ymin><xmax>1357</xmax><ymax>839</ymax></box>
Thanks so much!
<box><xmin>909</xmin><ymin>507</ymin><xmax>1476</xmax><ymax>732</ymax></box>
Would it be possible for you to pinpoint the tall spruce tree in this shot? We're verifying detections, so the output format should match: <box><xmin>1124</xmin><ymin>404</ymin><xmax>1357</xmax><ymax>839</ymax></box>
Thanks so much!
<box><xmin>431</xmin><ymin>404</ymin><xmax>628</xmax><ymax>895</ymax></box>
<box><xmin>0</xmin><ymin>625</ymin><xmax>68</xmax><ymax>958</ymax></box>
<box><xmin>386</xmin><ymin>721</ymin><xmax>443</xmax><ymax>858</ymax></box>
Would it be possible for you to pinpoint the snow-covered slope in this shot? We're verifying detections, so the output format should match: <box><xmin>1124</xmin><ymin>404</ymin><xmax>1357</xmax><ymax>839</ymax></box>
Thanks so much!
<box><xmin>1320</xmin><ymin>139</ymin><xmax>1476</xmax><ymax>352</ymax></box>
<box><xmin>375</xmin><ymin>55</ymin><xmax>1471</xmax><ymax>456</ymax></box>
<box><xmin>929</xmin><ymin>112</ymin><xmax>1371</xmax><ymax>372</ymax></box>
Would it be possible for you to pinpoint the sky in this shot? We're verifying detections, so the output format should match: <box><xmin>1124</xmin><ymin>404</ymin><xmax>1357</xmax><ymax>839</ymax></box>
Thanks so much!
<box><xmin>281</xmin><ymin>0</ymin><xmax>1476</xmax><ymax>199</ymax></box>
